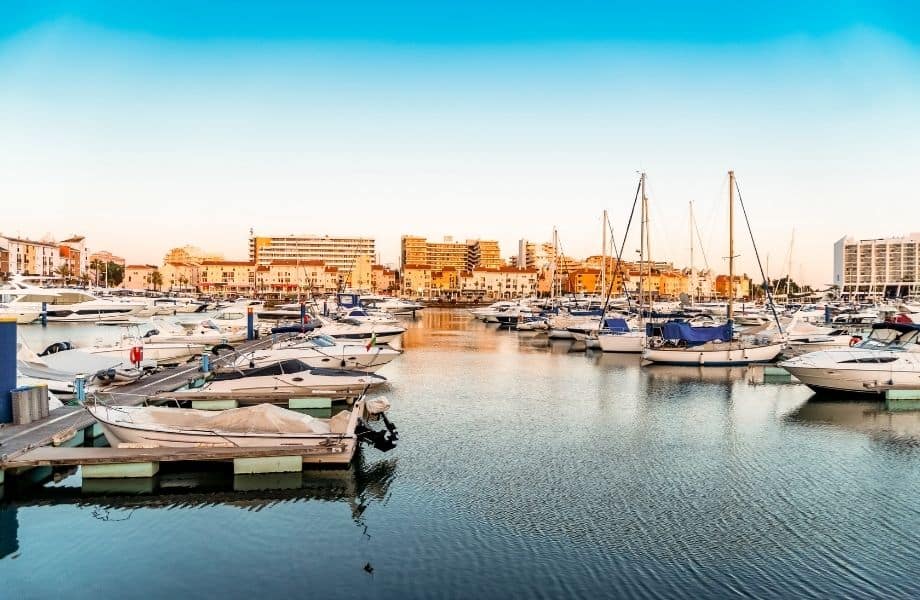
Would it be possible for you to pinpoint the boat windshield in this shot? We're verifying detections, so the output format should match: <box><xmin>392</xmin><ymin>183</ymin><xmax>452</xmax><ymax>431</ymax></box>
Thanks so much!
<box><xmin>308</xmin><ymin>335</ymin><xmax>337</xmax><ymax>347</ymax></box>
<box><xmin>862</xmin><ymin>328</ymin><xmax>920</xmax><ymax>350</ymax></box>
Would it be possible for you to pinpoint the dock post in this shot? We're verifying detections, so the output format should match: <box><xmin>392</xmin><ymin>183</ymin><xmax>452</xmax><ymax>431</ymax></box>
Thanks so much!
<box><xmin>0</xmin><ymin>316</ymin><xmax>16</xmax><ymax>423</ymax></box>
<box><xmin>824</xmin><ymin>306</ymin><xmax>831</xmax><ymax>324</ymax></box>
<box><xmin>300</xmin><ymin>302</ymin><xmax>306</xmax><ymax>326</ymax></box>
<box><xmin>247</xmin><ymin>306</ymin><xmax>255</xmax><ymax>341</ymax></box>
<box><xmin>74</xmin><ymin>374</ymin><xmax>86</xmax><ymax>403</ymax></box>
<box><xmin>41</xmin><ymin>302</ymin><xmax>47</xmax><ymax>327</ymax></box>
<box><xmin>200</xmin><ymin>352</ymin><xmax>210</xmax><ymax>373</ymax></box>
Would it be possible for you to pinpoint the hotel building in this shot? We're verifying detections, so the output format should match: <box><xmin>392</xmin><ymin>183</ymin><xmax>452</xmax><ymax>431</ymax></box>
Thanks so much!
<box><xmin>834</xmin><ymin>233</ymin><xmax>920</xmax><ymax>297</ymax></box>
<box><xmin>250</xmin><ymin>234</ymin><xmax>375</xmax><ymax>271</ymax></box>
<box><xmin>400</xmin><ymin>235</ymin><xmax>501</xmax><ymax>270</ymax></box>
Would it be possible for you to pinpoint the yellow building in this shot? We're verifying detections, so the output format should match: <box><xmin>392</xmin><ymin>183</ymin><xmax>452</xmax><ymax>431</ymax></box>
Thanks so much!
<box><xmin>401</xmin><ymin>235</ymin><xmax>502</xmax><ymax>270</ymax></box>
<box><xmin>163</xmin><ymin>245</ymin><xmax>223</xmax><ymax>265</ymax></box>
<box><xmin>371</xmin><ymin>265</ymin><xmax>398</xmax><ymax>294</ymax></box>
<box><xmin>123</xmin><ymin>265</ymin><xmax>158</xmax><ymax>290</ymax></box>
<box><xmin>401</xmin><ymin>264</ymin><xmax>432</xmax><ymax>297</ymax></box>
<box><xmin>348</xmin><ymin>254</ymin><xmax>373</xmax><ymax>291</ymax></box>
<box><xmin>198</xmin><ymin>261</ymin><xmax>255</xmax><ymax>296</ymax></box>
<box><xmin>468</xmin><ymin>239</ymin><xmax>501</xmax><ymax>269</ymax></box>
<box><xmin>159</xmin><ymin>262</ymin><xmax>199</xmax><ymax>292</ymax></box>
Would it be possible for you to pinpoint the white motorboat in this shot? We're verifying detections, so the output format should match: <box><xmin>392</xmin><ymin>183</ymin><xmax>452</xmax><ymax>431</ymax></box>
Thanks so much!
<box><xmin>17</xmin><ymin>340</ymin><xmax>142</xmax><ymax>395</ymax></box>
<box><xmin>362</xmin><ymin>296</ymin><xmax>423</xmax><ymax>315</ymax></box>
<box><xmin>338</xmin><ymin>307</ymin><xmax>400</xmax><ymax>326</ymax></box>
<box><xmin>79</xmin><ymin>333</ymin><xmax>206</xmax><ymax>365</ymax></box>
<box><xmin>151</xmin><ymin>297</ymin><xmax>209</xmax><ymax>315</ymax></box>
<box><xmin>166</xmin><ymin>359</ymin><xmax>387</xmax><ymax>402</ymax></box>
<box><xmin>233</xmin><ymin>334</ymin><xmax>402</xmax><ymax>373</ymax></box>
<box><xmin>143</xmin><ymin>318</ymin><xmax>248</xmax><ymax>345</ymax></box>
<box><xmin>2</xmin><ymin>277</ymin><xmax>146</xmax><ymax>322</ymax></box>
<box><xmin>86</xmin><ymin>398</ymin><xmax>387</xmax><ymax>448</ymax></box>
<box><xmin>315</xmin><ymin>318</ymin><xmax>405</xmax><ymax>344</ymax></box>
<box><xmin>471</xmin><ymin>301</ymin><xmax>520</xmax><ymax>323</ymax></box>
<box><xmin>779</xmin><ymin>322</ymin><xmax>920</xmax><ymax>395</ymax></box>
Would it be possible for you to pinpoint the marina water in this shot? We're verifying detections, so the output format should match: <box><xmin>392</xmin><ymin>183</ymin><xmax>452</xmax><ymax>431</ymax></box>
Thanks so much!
<box><xmin>3</xmin><ymin>309</ymin><xmax>920</xmax><ymax>598</ymax></box>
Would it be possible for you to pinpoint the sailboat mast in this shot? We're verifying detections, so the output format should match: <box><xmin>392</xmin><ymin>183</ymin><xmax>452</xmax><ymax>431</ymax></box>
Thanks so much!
<box><xmin>601</xmin><ymin>210</ymin><xmax>607</xmax><ymax>298</ymax></box>
<box><xmin>689</xmin><ymin>201</ymin><xmax>695</xmax><ymax>303</ymax></box>
<box><xmin>638</xmin><ymin>173</ymin><xmax>646</xmax><ymax>315</ymax></box>
<box><xmin>728</xmin><ymin>170</ymin><xmax>735</xmax><ymax>321</ymax></box>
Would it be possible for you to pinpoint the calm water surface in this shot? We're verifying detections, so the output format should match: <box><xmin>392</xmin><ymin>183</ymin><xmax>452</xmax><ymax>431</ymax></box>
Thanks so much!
<box><xmin>3</xmin><ymin>309</ymin><xmax>920</xmax><ymax>599</ymax></box>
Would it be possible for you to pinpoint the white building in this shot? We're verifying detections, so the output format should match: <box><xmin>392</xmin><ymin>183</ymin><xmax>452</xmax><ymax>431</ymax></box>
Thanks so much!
<box><xmin>834</xmin><ymin>233</ymin><xmax>920</xmax><ymax>298</ymax></box>
<box><xmin>250</xmin><ymin>234</ymin><xmax>375</xmax><ymax>271</ymax></box>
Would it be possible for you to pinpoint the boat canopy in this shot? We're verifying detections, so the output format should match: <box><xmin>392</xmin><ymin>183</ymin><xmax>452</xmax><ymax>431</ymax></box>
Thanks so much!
<box><xmin>603</xmin><ymin>318</ymin><xmax>630</xmax><ymax>333</ymax></box>
<box><xmin>872</xmin><ymin>322</ymin><xmax>920</xmax><ymax>333</ymax></box>
<box><xmin>649</xmin><ymin>321</ymin><xmax>733</xmax><ymax>346</ymax></box>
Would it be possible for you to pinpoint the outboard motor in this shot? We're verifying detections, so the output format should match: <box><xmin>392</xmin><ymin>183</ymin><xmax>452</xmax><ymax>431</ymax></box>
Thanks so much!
<box><xmin>39</xmin><ymin>341</ymin><xmax>73</xmax><ymax>356</ymax></box>
<box><xmin>142</xmin><ymin>328</ymin><xmax>159</xmax><ymax>338</ymax></box>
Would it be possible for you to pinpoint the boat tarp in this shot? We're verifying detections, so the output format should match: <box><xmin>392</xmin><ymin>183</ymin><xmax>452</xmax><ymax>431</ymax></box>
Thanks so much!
<box><xmin>111</xmin><ymin>403</ymin><xmax>348</xmax><ymax>434</ymax></box>
<box><xmin>651</xmin><ymin>321</ymin><xmax>733</xmax><ymax>345</ymax></box>
<box><xmin>603</xmin><ymin>318</ymin><xmax>630</xmax><ymax>332</ymax></box>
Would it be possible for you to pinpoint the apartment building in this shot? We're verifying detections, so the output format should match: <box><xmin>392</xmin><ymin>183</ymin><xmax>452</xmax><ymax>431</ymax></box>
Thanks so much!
<box><xmin>123</xmin><ymin>265</ymin><xmax>158</xmax><ymax>290</ymax></box>
<box><xmin>834</xmin><ymin>234</ymin><xmax>920</xmax><ymax>297</ymax></box>
<box><xmin>400</xmin><ymin>235</ymin><xmax>501</xmax><ymax>270</ymax></box>
<box><xmin>0</xmin><ymin>235</ymin><xmax>60</xmax><ymax>277</ymax></box>
<box><xmin>250</xmin><ymin>234</ymin><xmax>375</xmax><ymax>271</ymax></box>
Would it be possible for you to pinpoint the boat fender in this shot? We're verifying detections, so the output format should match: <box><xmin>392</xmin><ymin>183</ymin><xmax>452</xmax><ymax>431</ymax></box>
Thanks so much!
<box><xmin>211</xmin><ymin>343</ymin><xmax>235</xmax><ymax>356</ymax></box>
<box><xmin>849</xmin><ymin>336</ymin><xmax>862</xmax><ymax>347</ymax></box>
<box><xmin>39</xmin><ymin>341</ymin><xmax>73</xmax><ymax>356</ymax></box>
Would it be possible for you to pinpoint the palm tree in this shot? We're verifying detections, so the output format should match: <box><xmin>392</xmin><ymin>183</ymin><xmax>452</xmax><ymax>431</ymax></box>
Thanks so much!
<box><xmin>55</xmin><ymin>264</ymin><xmax>71</xmax><ymax>285</ymax></box>
<box><xmin>151</xmin><ymin>270</ymin><xmax>163</xmax><ymax>292</ymax></box>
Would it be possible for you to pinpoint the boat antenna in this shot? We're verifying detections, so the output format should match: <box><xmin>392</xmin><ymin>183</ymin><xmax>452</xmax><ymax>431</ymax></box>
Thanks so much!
<box><xmin>733</xmin><ymin>175</ymin><xmax>783</xmax><ymax>333</ymax></box>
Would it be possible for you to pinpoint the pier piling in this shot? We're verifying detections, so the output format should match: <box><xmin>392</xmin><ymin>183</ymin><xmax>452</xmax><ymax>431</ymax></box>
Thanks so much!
<box><xmin>0</xmin><ymin>316</ymin><xmax>17</xmax><ymax>424</ymax></box>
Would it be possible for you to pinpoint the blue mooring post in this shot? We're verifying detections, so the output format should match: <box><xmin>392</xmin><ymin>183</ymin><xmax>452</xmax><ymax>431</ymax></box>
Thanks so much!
<box><xmin>824</xmin><ymin>306</ymin><xmax>831</xmax><ymax>324</ymax></box>
<box><xmin>74</xmin><ymin>374</ymin><xmax>86</xmax><ymax>404</ymax></box>
<box><xmin>200</xmin><ymin>353</ymin><xmax>210</xmax><ymax>373</ymax></box>
<box><xmin>300</xmin><ymin>302</ymin><xmax>306</xmax><ymax>327</ymax></box>
<box><xmin>41</xmin><ymin>302</ymin><xmax>47</xmax><ymax>327</ymax></box>
<box><xmin>247</xmin><ymin>306</ymin><xmax>255</xmax><ymax>340</ymax></box>
<box><xmin>0</xmin><ymin>316</ymin><xmax>17</xmax><ymax>423</ymax></box>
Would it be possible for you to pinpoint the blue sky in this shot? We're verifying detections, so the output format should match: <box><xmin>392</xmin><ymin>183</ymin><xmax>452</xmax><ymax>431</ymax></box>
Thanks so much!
<box><xmin>2</xmin><ymin>1</ymin><xmax>919</xmax><ymax>285</ymax></box>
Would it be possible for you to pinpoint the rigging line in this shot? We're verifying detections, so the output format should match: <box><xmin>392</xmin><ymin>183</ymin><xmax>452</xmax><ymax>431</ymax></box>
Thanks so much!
<box><xmin>733</xmin><ymin>177</ymin><xmax>783</xmax><ymax>334</ymax></box>
<box><xmin>600</xmin><ymin>176</ymin><xmax>642</xmax><ymax>323</ymax></box>
<box><xmin>692</xmin><ymin>210</ymin><xmax>711</xmax><ymax>271</ymax></box>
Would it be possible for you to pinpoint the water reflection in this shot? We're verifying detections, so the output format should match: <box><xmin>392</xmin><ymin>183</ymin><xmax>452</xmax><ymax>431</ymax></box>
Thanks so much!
<box><xmin>2</xmin><ymin>453</ymin><xmax>396</xmax><ymax>512</ymax></box>
<box><xmin>787</xmin><ymin>399</ymin><xmax>920</xmax><ymax>447</ymax></box>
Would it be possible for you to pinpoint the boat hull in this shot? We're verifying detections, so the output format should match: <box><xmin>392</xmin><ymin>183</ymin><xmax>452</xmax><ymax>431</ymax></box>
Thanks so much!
<box><xmin>598</xmin><ymin>333</ymin><xmax>645</xmax><ymax>353</ymax></box>
<box><xmin>643</xmin><ymin>342</ymin><xmax>784</xmax><ymax>365</ymax></box>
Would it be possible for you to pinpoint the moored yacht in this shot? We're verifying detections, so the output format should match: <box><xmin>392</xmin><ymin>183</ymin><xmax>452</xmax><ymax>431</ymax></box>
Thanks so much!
<box><xmin>779</xmin><ymin>322</ymin><xmax>920</xmax><ymax>395</ymax></box>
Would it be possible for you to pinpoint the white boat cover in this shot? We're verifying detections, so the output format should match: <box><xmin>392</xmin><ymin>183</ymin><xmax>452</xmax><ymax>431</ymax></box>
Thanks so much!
<box><xmin>115</xmin><ymin>403</ymin><xmax>339</xmax><ymax>435</ymax></box>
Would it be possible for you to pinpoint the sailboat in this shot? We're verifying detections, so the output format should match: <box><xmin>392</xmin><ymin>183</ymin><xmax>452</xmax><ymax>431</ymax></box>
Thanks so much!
<box><xmin>642</xmin><ymin>170</ymin><xmax>784</xmax><ymax>366</ymax></box>
<box><xmin>599</xmin><ymin>173</ymin><xmax>648</xmax><ymax>353</ymax></box>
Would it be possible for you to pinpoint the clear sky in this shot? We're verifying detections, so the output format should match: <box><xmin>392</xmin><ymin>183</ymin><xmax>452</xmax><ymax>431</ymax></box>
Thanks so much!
<box><xmin>2</xmin><ymin>1</ymin><xmax>919</xmax><ymax>286</ymax></box>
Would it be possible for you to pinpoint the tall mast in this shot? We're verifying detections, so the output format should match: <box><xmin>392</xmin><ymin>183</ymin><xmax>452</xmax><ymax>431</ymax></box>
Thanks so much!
<box><xmin>639</xmin><ymin>172</ymin><xmax>647</xmax><ymax>315</ymax></box>
<box><xmin>689</xmin><ymin>201</ymin><xmax>695</xmax><ymax>303</ymax></box>
<box><xmin>786</xmin><ymin>228</ymin><xmax>795</xmax><ymax>299</ymax></box>
<box><xmin>601</xmin><ymin>210</ymin><xmax>607</xmax><ymax>297</ymax></box>
<box><xmin>728</xmin><ymin>170</ymin><xmax>735</xmax><ymax>321</ymax></box>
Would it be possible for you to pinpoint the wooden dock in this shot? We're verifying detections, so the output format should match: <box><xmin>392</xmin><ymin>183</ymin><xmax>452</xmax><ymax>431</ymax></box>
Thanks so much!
<box><xmin>3</xmin><ymin>441</ymin><xmax>356</xmax><ymax>470</ymax></box>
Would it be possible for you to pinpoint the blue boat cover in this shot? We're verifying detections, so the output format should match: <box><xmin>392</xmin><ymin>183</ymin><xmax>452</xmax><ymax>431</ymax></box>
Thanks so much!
<box><xmin>650</xmin><ymin>321</ymin><xmax>732</xmax><ymax>345</ymax></box>
<box><xmin>603</xmin><ymin>318</ymin><xmax>630</xmax><ymax>332</ymax></box>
